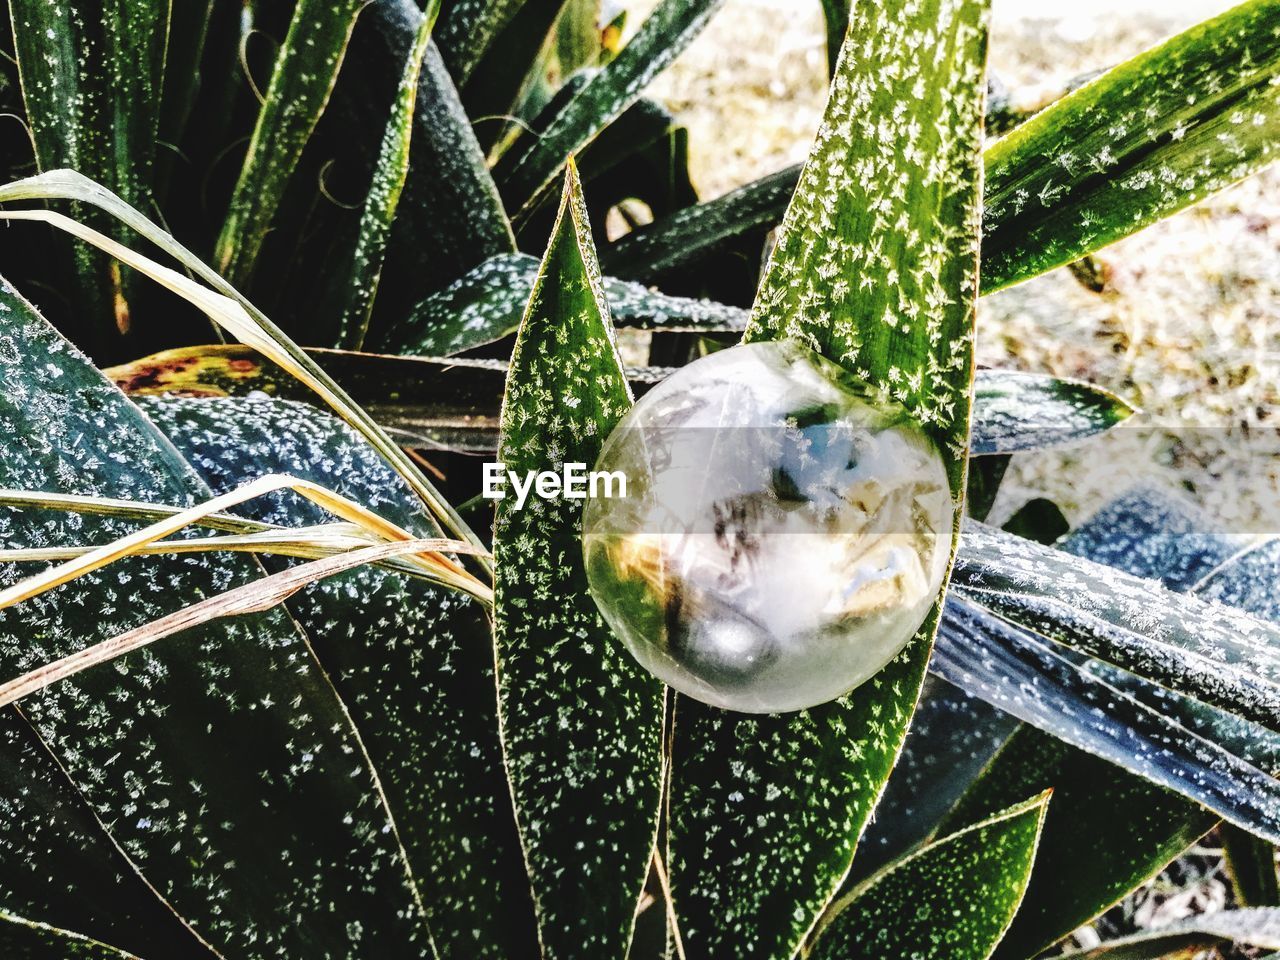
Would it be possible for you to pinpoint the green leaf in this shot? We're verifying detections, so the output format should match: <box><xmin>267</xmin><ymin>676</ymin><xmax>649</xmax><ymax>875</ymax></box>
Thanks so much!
<box><xmin>0</xmin><ymin>913</ymin><xmax>139</xmax><ymax>959</ymax></box>
<box><xmin>7</xmin><ymin>0</ymin><xmax>168</xmax><ymax>346</ymax></box>
<box><xmin>671</xmin><ymin>0</ymin><xmax>989</xmax><ymax>955</ymax></box>
<box><xmin>983</xmin><ymin>0</ymin><xmax>1280</xmax><ymax>292</ymax></box>
<box><xmin>435</xmin><ymin>0</ymin><xmax>526</xmax><ymax>84</ymax></box>
<box><xmin>137</xmin><ymin>393</ymin><xmax>539</xmax><ymax>959</ymax></box>
<box><xmin>459</xmin><ymin>0</ymin><xmax>567</xmax><ymax>154</ymax></box>
<box><xmin>335</xmin><ymin>0</ymin><xmax>441</xmax><ymax>350</ymax></box>
<box><xmin>1056</xmin><ymin>908</ymin><xmax>1280</xmax><ymax>958</ymax></box>
<box><xmin>609</xmin><ymin>0</ymin><xmax>1280</xmax><ymax>295</ymax></box>
<box><xmin>492</xmin><ymin>0</ymin><xmax>727</xmax><ymax>217</ymax></box>
<box><xmin>810</xmin><ymin>793</ymin><xmax>1050</xmax><ymax>960</ymax></box>
<box><xmin>339</xmin><ymin>0</ymin><xmax>517</xmax><ymax>329</ymax></box>
<box><xmin>0</xmin><ymin>711</ymin><xmax>212</xmax><ymax>958</ymax></box>
<box><xmin>1223</xmin><ymin>824</ymin><xmax>1280</xmax><ymax>907</ymax></box>
<box><xmin>491</xmin><ymin>166</ymin><xmax>664</xmax><ymax>958</ymax></box>
<box><xmin>214</xmin><ymin>0</ymin><xmax>366</xmax><ymax>287</ymax></box>
<box><xmin>385</xmin><ymin>252</ymin><xmax>750</xmax><ymax>356</ymax></box>
<box><xmin>944</xmin><ymin>488</ymin><xmax>1280</xmax><ymax>959</ymax></box>
<box><xmin>971</xmin><ymin>371</ymin><xmax>1134</xmax><ymax>455</ymax></box>
<box><xmin>955</xmin><ymin>524</ymin><xmax>1280</xmax><ymax>733</ymax></box>
<box><xmin>0</xmin><ymin>276</ymin><xmax>431</xmax><ymax>956</ymax></box>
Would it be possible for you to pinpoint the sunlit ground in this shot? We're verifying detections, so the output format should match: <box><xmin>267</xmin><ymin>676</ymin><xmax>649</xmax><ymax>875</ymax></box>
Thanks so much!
<box><xmin>626</xmin><ymin>0</ymin><xmax>1280</xmax><ymax>538</ymax></box>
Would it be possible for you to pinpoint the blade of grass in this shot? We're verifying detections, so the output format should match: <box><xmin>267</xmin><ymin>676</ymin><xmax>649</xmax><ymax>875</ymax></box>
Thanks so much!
<box><xmin>0</xmin><ymin>536</ymin><xmax>481</xmax><ymax>708</ymax></box>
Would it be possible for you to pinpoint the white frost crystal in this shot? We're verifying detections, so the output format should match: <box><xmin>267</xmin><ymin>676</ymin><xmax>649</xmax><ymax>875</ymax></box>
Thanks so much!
<box><xmin>583</xmin><ymin>341</ymin><xmax>954</xmax><ymax>713</ymax></box>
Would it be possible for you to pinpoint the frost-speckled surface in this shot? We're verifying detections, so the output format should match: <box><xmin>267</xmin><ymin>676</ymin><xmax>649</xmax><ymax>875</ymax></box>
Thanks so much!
<box><xmin>139</xmin><ymin>393</ymin><xmax>539</xmax><ymax>959</ymax></box>
<box><xmin>389</xmin><ymin>251</ymin><xmax>750</xmax><ymax>356</ymax></box>
<box><xmin>983</xmin><ymin>0</ymin><xmax>1280</xmax><ymax>291</ymax></box>
<box><xmin>0</xmin><ymin>277</ymin><xmax>430</xmax><ymax>958</ymax></box>
<box><xmin>492</xmin><ymin>169</ymin><xmax>665</xmax><ymax>959</ymax></box>
<box><xmin>810</xmin><ymin>794</ymin><xmax>1048</xmax><ymax>960</ymax></box>
<box><xmin>669</xmin><ymin>0</ymin><xmax>988</xmax><ymax>955</ymax></box>
<box><xmin>0</xmin><ymin>708</ymin><xmax>213</xmax><ymax>959</ymax></box>
<box><xmin>955</xmin><ymin>523</ymin><xmax>1280</xmax><ymax>731</ymax></box>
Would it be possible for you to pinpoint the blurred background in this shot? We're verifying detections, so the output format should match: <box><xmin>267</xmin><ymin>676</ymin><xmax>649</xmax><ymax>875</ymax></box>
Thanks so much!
<box><xmin>626</xmin><ymin>0</ymin><xmax>1280</xmax><ymax>538</ymax></box>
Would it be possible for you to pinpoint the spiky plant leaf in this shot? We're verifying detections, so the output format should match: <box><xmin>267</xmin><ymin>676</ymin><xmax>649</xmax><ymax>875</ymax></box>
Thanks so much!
<box><xmin>338</xmin><ymin>0</ymin><xmax>516</xmax><ymax>326</ymax></box>
<box><xmin>137</xmin><ymin>394</ymin><xmax>539</xmax><ymax>958</ymax></box>
<box><xmin>7</xmin><ymin>0</ymin><xmax>167</xmax><ymax>346</ymax></box>
<box><xmin>335</xmin><ymin>0</ymin><xmax>441</xmax><ymax>349</ymax></box>
<box><xmin>0</xmin><ymin>277</ymin><xmax>432</xmax><ymax>955</ymax></box>
<box><xmin>608</xmin><ymin>0</ymin><xmax>1280</xmax><ymax>294</ymax></box>
<box><xmin>491</xmin><ymin>166</ymin><xmax>664</xmax><ymax>959</ymax></box>
<box><xmin>955</xmin><ymin>524</ymin><xmax>1280</xmax><ymax>732</ymax></box>
<box><xmin>809</xmin><ymin>794</ymin><xmax>1049</xmax><ymax>960</ymax></box>
<box><xmin>214</xmin><ymin>0</ymin><xmax>366</xmax><ymax>286</ymax></box>
<box><xmin>385</xmin><ymin>252</ymin><xmax>749</xmax><ymax>356</ymax></box>
<box><xmin>944</xmin><ymin>489</ymin><xmax>1280</xmax><ymax>959</ymax></box>
<box><xmin>983</xmin><ymin>0</ymin><xmax>1280</xmax><ymax>292</ymax></box>
<box><xmin>492</xmin><ymin>0</ymin><xmax>727</xmax><ymax>217</ymax></box>
<box><xmin>971</xmin><ymin>371</ymin><xmax>1134</xmax><ymax>454</ymax></box>
<box><xmin>0</xmin><ymin>913</ymin><xmax>139</xmax><ymax>959</ymax></box>
<box><xmin>670</xmin><ymin>0</ymin><xmax>988</xmax><ymax>955</ymax></box>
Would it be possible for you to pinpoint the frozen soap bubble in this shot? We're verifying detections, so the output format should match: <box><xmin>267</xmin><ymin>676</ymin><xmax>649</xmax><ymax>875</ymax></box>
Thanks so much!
<box><xmin>583</xmin><ymin>341</ymin><xmax>954</xmax><ymax>714</ymax></box>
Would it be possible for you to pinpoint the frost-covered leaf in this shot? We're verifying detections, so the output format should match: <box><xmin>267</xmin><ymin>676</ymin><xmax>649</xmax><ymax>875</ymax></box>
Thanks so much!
<box><xmin>137</xmin><ymin>394</ymin><xmax>538</xmax><ymax>959</ymax></box>
<box><xmin>214</xmin><ymin>0</ymin><xmax>366</xmax><ymax>286</ymax></box>
<box><xmin>7</xmin><ymin>0</ymin><xmax>167</xmax><ymax>341</ymax></box>
<box><xmin>0</xmin><ymin>710</ymin><xmax>212</xmax><ymax>958</ymax></box>
<box><xmin>954</xmin><ymin>523</ymin><xmax>1280</xmax><ymax>732</ymax></box>
<box><xmin>434</xmin><ymin>0</ymin><xmax>525</xmax><ymax>84</ymax></box>
<box><xmin>383</xmin><ymin>252</ymin><xmax>749</xmax><ymax>356</ymax></box>
<box><xmin>971</xmin><ymin>371</ymin><xmax>1135</xmax><ymax>455</ymax></box>
<box><xmin>1057</xmin><ymin>908</ymin><xmax>1280</xmax><ymax>958</ymax></box>
<box><xmin>0</xmin><ymin>912</ymin><xmax>140</xmax><ymax>959</ymax></box>
<box><xmin>845</xmin><ymin>679</ymin><xmax>1019</xmax><ymax>886</ymax></box>
<box><xmin>335</xmin><ymin>0</ymin><xmax>440</xmax><ymax>350</ymax></box>
<box><xmin>610</xmin><ymin>0</ymin><xmax>1280</xmax><ymax>295</ymax></box>
<box><xmin>983</xmin><ymin>0</ymin><xmax>1280</xmax><ymax>292</ymax></box>
<box><xmin>0</xmin><ymin>276</ymin><xmax>432</xmax><ymax>956</ymax></box>
<box><xmin>492</xmin><ymin>167</ymin><xmax>664</xmax><ymax>959</ymax></box>
<box><xmin>942</xmin><ymin>488</ymin><xmax>1280</xmax><ymax>959</ymax></box>
<box><xmin>670</xmin><ymin>0</ymin><xmax>988</xmax><ymax>956</ymax></box>
<box><xmin>809</xmin><ymin>793</ymin><xmax>1049</xmax><ymax>960</ymax></box>
<box><xmin>492</xmin><ymin>0</ymin><xmax>727</xmax><ymax>216</ymax></box>
<box><xmin>336</xmin><ymin>0</ymin><xmax>516</xmax><ymax>328</ymax></box>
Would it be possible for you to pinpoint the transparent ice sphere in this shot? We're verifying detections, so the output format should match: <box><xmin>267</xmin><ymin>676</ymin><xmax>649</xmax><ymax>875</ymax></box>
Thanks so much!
<box><xmin>583</xmin><ymin>341</ymin><xmax>954</xmax><ymax>713</ymax></box>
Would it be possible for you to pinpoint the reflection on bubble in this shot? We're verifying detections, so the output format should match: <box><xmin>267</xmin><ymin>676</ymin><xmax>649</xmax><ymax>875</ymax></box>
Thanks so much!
<box><xmin>583</xmin><ymin>341</ymin><xmax>954</xmax><ymax>713</ymax></box>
